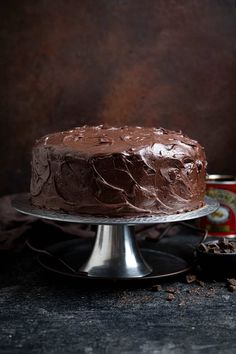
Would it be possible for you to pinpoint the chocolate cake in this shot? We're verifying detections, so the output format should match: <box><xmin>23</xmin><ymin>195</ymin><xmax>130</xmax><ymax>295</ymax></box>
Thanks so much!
<box><xmin>30</xmin><ymin>125</ymin><xmax>207</xmax><ymax>216</ymax></box>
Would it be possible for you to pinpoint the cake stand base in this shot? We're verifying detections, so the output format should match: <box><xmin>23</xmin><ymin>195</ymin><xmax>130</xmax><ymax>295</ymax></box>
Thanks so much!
<box><xmin>33</xmin><ymin>239</ymin><xmax>190</xmax><ymax>281</ymax></box>
<box><xmin>78</xmin><ymin>225</ymin><xmax>152</xmax><ymax>277</ymax></box>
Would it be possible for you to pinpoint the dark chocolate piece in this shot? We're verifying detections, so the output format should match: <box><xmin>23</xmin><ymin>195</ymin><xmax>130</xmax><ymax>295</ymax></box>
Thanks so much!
<box><xmin>150</xmin><ymin>284</ymin><xmax>162</xmax><ymax>292</ymax></box>
<box><xmin>166</xmin><ymin>293</ymin><xmax>175</xmax><ymax>301</ymax></box>
<box><xmin>199</xmin><ymin>239</ymin><xmax>236</xmax><ymax>254</ymax></box>
<box><xmin>227</xmin><ymin>279</ymin><xmax>236</xmax><ymax>292</ymax></box>
<box><xmin>166</xmin><ymin>287</ymin><xmax>176</xmax><ymax>294</ymax></box>
<box><xmin>186</xmin><ymin>274</ymin><xmax>197</xmax><ymax>283</ymax></box>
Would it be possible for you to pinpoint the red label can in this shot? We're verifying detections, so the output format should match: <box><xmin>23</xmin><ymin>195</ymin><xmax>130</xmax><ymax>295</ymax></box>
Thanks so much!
<box><xmin>199</xmin><ymin>175</ymin><xmax>236</xmax><ymax>237</ymax></box>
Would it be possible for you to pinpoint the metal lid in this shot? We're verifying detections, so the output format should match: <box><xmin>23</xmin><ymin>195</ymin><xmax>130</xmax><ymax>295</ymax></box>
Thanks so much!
<box><xmin>207</xmin><ymin>175</ymin><xmax>236</xmax><ymax>184</ymax></box>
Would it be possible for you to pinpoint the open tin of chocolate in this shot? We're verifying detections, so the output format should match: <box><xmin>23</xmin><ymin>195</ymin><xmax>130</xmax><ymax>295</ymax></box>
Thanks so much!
<box><xmin>199</xmin><ymin>175</ymin><xmax>236</xmax><ymax>238</ymax></box>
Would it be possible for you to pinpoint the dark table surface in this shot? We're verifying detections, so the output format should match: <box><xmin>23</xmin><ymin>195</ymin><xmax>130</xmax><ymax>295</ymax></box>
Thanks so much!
<box><xmin>0</xmin><ymin>244</ymin><xmax>235</xmax><ymax>354</ymax></box>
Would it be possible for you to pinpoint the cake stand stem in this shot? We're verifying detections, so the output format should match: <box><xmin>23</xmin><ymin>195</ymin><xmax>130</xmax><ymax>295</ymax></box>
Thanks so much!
<box><xmin>79</xmin><ymin>225</ymin><xmax>152</xmax><ymax>278</ymax></box>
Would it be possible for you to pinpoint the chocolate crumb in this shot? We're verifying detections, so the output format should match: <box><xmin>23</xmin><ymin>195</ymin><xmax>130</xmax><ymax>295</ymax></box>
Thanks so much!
<box><xmin>166</xmin><ymin>287</ymin><xmax>176</xmax><ymax>294</ymax></box>
<box><xmin>166</xmin><ymin>293</ymin><xmax>175</xmax><ymax>301</ymax></box>
<box><xmin>186</xmin><ymin>274</ymin><xmax>197</xmax><ymax>283</ymax></box>
<box><xmin>227</xmin><ymin>279</ymin><xmax>236</xmax><ymax>292</ymax></box>
<box><xmin>227</xmin><ymin>278</ymin><xmax>236</xmax><ymax>286</ymax></box>
<box><xmin>150</xmin><ymin>284</ymin><xmax>162</xmax><ymax>292</ymax></box>
<box><xmin>228</xmin><ymin>285</ymin><xmax>236</xmax><ymax>292</ymax></box>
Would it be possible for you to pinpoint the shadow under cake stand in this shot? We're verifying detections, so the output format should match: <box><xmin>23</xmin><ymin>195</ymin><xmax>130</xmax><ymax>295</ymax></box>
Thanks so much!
<box><xmin>13</xmin><ymin>194</ymin><xmax>218</xmax><ymax>280</ymax></box>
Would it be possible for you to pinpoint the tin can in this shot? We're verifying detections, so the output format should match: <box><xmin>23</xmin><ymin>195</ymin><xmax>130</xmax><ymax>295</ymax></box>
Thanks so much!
<box><xmin>199</xmin><ymin>175</ymin><xmax>236</xmax><ymax>237</ymax></box>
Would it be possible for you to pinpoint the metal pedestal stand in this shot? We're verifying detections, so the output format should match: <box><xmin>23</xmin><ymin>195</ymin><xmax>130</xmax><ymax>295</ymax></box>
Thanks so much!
<box><xmin>79</xmin><ymin>225</ymin><xmax>152</xmax><ymax>277</ymax></box>
<box><xmin>13</xmin><ymin>194</ymin><xmax>218</xmax><ymax>280</ymax></box>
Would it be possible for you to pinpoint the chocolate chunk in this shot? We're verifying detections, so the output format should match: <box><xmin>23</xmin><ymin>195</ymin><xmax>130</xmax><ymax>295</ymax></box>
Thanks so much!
<box><xmin>219</xmin><ymin>238</ymin><xmax>230</xmax><ymax>248</ymax></box>
<box><xmin>150</xmin><ymin>284</ymin><xmax>162</xmax><ymax>292</ymax></box>
<box><xmin>228</xmin><ymin>285</ymin><xmax>236</xmax><ymax>293</ymax></box>
<box><xmin>166</xmin><ymin>293</ymin><xmax>175</xmax><ymax>301</ymax></box>
<box><xmin>226</xmin><ymin>279</ymin><xmax>236</xmax><ymax>292</ymax></box>
<box><xmin>166</xmin><ymin>287</ymin><xmax>176</xmax><ymax>294</ymax></box>
<box><xmin>229</xmin><ymin>243</ymin><xmax>236</xmax><ymax>251</ymax></box>
<box><xmin>186</xmin><ymin>274</ymin><xmax>197</xmax><ymax>283</ymax></box>
<box><xmin>227</xmin><ymin>278</ymin><xmax>236</xmax><ymax>286</ymax></box>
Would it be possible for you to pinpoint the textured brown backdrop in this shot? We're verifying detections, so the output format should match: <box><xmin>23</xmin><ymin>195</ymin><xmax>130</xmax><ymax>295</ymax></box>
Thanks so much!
<box><xmin>0</xmin><ymin>0</ymin><xmax>236</xmax><ymax>196</ymax></box>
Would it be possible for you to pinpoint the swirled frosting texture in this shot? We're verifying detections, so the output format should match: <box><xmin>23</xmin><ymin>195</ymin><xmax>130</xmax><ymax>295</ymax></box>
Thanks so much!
<box><xmin>30</xmin><ymin>125</ymin><xmax>207</xmax><ymax>216</ymax></box>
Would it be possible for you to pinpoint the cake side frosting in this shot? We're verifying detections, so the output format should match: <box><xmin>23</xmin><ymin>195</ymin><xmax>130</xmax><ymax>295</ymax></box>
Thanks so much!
<box><xmin>30</xmin><ymin>125</ymin><xmax>207</xmax><ymax>216</ymax></box>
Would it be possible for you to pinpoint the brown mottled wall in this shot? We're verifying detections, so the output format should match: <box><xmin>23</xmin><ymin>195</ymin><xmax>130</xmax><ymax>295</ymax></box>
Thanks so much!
<box><xmin>0</xmin><ymin>0</ymin><xmax>236</xmax><ymax>195</ymax></box>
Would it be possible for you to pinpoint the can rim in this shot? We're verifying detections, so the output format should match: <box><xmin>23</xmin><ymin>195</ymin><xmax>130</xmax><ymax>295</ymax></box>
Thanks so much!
<box><xmin>207</xmin><ymin>174</ymin><xmax>236</xmax><ymax>184</ymax></box>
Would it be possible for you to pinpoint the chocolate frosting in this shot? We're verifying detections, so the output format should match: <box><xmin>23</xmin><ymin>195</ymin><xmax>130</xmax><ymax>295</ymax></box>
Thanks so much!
<box><xmin>30</xmin><ymin>125</ymin><xmax>207</xmax><ymax>216</ymax></box>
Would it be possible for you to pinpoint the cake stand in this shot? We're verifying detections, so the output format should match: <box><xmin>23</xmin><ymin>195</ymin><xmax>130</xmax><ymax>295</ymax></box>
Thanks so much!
<box><xmin>13</xmin><ymin>194</ymin><xmax>218</xmax><ymax>280</ymax></box>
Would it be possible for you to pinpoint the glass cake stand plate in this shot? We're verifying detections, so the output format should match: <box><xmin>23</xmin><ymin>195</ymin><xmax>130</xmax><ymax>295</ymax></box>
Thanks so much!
<box><xmin>13</xmin><ymin>193</ymin><xmax>218</xmax><ymax>280</ymax></box>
